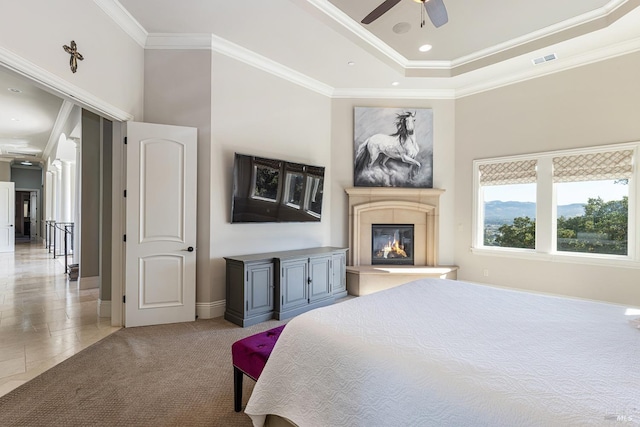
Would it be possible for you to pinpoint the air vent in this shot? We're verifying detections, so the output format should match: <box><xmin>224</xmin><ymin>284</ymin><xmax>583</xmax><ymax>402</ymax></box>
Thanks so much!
<box><xmin>532</xmin><ymin>53</ymin><xmax>557</xmax><ymax>65</ymax></box>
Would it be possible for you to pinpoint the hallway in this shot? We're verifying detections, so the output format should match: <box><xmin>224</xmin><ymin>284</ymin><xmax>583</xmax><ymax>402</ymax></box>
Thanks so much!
<box><xmin>0</xmin><ymin>241</ymin><xmax>119</xmax><ymax>397</ymax></box>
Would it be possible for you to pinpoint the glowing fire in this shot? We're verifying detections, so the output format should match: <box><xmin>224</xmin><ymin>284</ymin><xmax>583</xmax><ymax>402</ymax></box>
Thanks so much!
<box><xmin>377</xmin><ymin>239</ymin><xmax>407</xmax><ymax>259</ymax></box>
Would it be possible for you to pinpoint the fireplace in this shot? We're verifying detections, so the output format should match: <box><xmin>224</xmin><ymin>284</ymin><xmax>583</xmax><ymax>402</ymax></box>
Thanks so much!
<box><xmin>345</xmin><ymin>187</ymin><xmax>444</xmax><ymax>266</ymax></box>
<box><xmin>371</xmin><ymin>224</ymin><xmax>414</xmax><ymax>265</ymax></box>
<box><xmin>344</xmin><ymin>188</ymin><xmax>458</xmax><ymax>296</ymax></box>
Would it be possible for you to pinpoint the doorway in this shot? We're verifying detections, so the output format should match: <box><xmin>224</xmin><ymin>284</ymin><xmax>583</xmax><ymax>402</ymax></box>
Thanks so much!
<box><xmin>0</xmin><ymin>63</ymin><xmax>121</xmax><ymax>322</ymax></box>
<box><xmin>14</xmin><ymin>191</ymin><xmax>30</xmax><ymax>240</ymax></box>
<box><xmin>13</xmin><ymin>190</ymin><xmax>38</xmax><ymax>242</ymax></box>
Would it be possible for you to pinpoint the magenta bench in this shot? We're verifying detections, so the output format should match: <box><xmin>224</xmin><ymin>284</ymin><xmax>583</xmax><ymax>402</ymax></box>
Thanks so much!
<box><xmin>231</xmin><ymin>325</ymin><xmax>285</xmax><ymax>412</ymax></box>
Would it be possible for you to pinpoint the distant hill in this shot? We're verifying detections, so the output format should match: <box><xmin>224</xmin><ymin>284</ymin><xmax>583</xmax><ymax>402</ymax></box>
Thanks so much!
<box><xmin>558</xmin><ymin>203</ymin><xmax>587</xmax><ymax>218</ymax></box>
<box><xmin>484</xmin><ymin>201</ymin><xmax>585</xmax><ymax>225</ymax></box>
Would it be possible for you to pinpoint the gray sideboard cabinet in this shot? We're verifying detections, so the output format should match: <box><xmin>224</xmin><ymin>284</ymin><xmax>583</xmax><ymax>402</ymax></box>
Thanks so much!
<box><xmin>331</xmin><ymin>250</ymin><xmax>347</xmax><ymax>298</ymax></box>
<box><xmin>224</xmin><ymin>257</ymin><xmax>275</xmax><ymax>327</ymax></box>
<box><xmin>275</xmin><ymin>252</ymin><xmax>334</xmax><ymax>320</ymax></box>
<box><xmin>225</xmin><ymin>247</ymin><xmax>348</xmax><ymax>327</ymax></box>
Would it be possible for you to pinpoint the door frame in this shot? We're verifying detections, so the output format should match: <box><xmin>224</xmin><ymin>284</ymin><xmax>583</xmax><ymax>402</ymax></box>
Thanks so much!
<box><xmin>0</xmin><ymin>181</ymin><xmax>16</xmax><ymax>253</ymax></box>
<box><xmin>15</xmin><ymin>188</ymin><xmax>40</xmax><ymax>241</ymax></box>
<box><xmin>0</xmin><ymin>50</ymin><xmax>132</xmax><ymax>327</ymax></box>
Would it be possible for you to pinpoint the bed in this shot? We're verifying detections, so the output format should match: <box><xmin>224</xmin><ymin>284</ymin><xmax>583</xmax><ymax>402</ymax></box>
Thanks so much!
<box><xmin>245</xmin><ymin>278</ymin><xmax>640</xmax><ymax>426</ymax></box>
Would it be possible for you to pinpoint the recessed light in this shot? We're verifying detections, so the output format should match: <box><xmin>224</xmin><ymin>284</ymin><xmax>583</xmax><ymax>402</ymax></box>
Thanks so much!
<box><xmin>7</xmin><ymin>87</ymin><xmax>22</xmax><ymax>93</ymax></box>
<box><xmin>10</xmin><ymin>118</ymin><xmax>19</xmax><ymax>121</ymax></box>
<box><xmin>347</xmin><ymin>61</ymin><xmax>355</xmax><ymax>66</ymax></box>
<box><xmin>419</xmin><ymin>44</ymin><xmax>432</xmax><ymax>52</ymax></box>
<box><xmin>392</xmin><ymin>81</ymin><xmax>400</xmax><ymax>86</ymax></box>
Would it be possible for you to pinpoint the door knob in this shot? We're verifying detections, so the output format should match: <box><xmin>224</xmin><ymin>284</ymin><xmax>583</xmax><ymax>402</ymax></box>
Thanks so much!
<box><xmin>182</xmin><ymin>246</ymin><xmax>194</xmax><ymax>252</ymax></box>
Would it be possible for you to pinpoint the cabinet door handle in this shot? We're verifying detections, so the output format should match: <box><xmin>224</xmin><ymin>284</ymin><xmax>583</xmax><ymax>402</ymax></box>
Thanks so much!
<box><xmin>307</xmin><ymin>277</ymin><xmax>312</xmax><ymax>284</ymax></box>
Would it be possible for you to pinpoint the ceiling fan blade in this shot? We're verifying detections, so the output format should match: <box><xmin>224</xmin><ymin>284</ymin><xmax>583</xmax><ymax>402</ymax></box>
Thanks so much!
<box><xmin>424</xmin><ymin>0</ymin><xmax>448</xmax><ymax>28</ymax></box>
<box><xmin>361</xmin><ymin>0</ymin><xmax>402</xmax><ymax>24</ymax></box>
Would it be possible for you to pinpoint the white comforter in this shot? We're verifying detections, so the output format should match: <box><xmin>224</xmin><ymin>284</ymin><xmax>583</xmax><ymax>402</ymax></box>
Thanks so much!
<box><xmin>245</xmin><ymin>279</ymin><xmax>640</xmax><ymax>426</ymax></box>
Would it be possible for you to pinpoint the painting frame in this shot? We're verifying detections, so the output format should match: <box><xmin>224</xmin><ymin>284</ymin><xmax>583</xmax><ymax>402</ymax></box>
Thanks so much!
<box><xmin>353</xmin><ymin>107</ymin><xmax>433</xmax><ymax>188</ymax></box>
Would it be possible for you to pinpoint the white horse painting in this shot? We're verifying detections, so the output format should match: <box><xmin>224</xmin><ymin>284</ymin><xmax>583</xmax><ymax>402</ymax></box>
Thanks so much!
<box><xmin>354</xmin><ymin>107</ymin><xmax>433</xmax><ymax>188</ymax></box>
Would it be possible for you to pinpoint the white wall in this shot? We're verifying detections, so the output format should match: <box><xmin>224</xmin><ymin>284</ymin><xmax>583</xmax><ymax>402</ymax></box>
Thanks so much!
<box><xmin>330</xmin><ymin>98</ymin><xmax>457</xmax><ymax>265</ymax></box>
<box><xmin>454</xmin><ymin>52</ymin><xmax>640</xmax><ymax>306</ymax></box>
<box><xmin>0</xmin><ymin>161</ymin><xmax>10</xmax><ymax>182</ymax></box>
<box><xmin>143</xmin><ymin>50</ymin><xmax>333</xmax><ymax>309</ymax></box>
<box><xmin>210</xmin><ymin>53</ymin><xmax>333</xmax><ymax>303</ymax></box>
<box><xmin>0</xmin><ymin>0</ymin><xmax>144</xmax><ymax>119</ymax></box>
<box><xmin>143</xmin><ymin>49</ymin><xmax>214</xmax><ymax>305</ymax></box>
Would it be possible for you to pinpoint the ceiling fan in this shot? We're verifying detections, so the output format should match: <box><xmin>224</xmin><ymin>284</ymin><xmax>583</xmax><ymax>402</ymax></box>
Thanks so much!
<box><xmin>361</xmin><ymin>0</ymin><xmax>448</xmax><ymax>28</ymax></box>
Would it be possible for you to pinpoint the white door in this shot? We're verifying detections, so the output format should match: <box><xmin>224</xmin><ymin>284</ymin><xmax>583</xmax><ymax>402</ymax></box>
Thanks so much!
<box><xmin>0</xmin><ymin>182</ymin><xmax>15</xmax><ymax>253</ymax></box>
<box><xmin>125</xmin><ymin>122</ymin><xmax>198</xmax><ymax>327</ymax></box>
<box><xmin>29</xmin><ymin>191</ymin><xmax>37</xmax><ymax>241</ymax></box>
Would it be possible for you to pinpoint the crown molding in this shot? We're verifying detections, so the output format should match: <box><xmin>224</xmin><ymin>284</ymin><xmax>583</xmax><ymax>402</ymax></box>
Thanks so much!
<box><xmin>93</xmin><ymin>0</ymin><xmax>148</xmax><ymax>48</ymax></box>
<box><xmin>307</xmin><ymin>0</ymin><xmax>635</xmax><ymax>75</ymax></box>
<box><xmin>455</xmin><ymin>35</ymin><xmax>640</xmax><ymax>98</ymax></box>
<box><xmin>0</xmin><ymin>47</ymin><xmax>134</xmax><ymax>121</ymax></box>
<box><xmin>146</xmin><ymin>33</ymin><xmax>335</xmax><ymax>97</ymax></box>
<box><xmin>92</xmin><ymin>0</ymin><xmax>640</xmax><ymax>102</ymax></box>
<box><xmin>143</xmin><ymin>30</ymin><xmax>640</xmax><ymax>100</ymax></box>
<box><xmin>332</xmin><ymin>88</ymin><xmax>455</xmax><ymax>100</ymax></box>
<box><xmin>448</xmin><ymin>0</ymin><xmax>630</xmax><ymax>70</ymax></box>
<box><xmin>145</xmin><ymin>33</ymin><xmax>213</xmax><ymax>50</ymax></box>
<box><xmin>304</xmin><ymin>0</ymin><xmax>407</xmax><ymax>68</ymax></box>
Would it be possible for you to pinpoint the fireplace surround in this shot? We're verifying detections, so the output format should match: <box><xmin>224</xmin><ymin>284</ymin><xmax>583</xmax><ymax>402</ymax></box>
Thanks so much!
<box><xmin>344</xmin><ymin>187</ymin><xmax>457</xmax><ymax>295</ymax></box>
<box><xmin>345</xmin><ymin>187</ymin><xmax>443</xmax><ymax>266</ymax></box>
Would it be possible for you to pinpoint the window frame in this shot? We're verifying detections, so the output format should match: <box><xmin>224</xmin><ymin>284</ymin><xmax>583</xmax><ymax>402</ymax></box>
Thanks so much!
<box><xmin>472</xmin><ymin>143</ymin><xmax>639</xmax><ymax>268</ymax></box>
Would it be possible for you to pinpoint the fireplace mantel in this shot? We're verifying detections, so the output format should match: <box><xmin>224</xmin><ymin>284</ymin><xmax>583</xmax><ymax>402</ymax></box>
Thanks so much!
<box><xmin>345</xmin><ymin>187</ymin><xmax>444</xmax><ymax>267</ymax></box>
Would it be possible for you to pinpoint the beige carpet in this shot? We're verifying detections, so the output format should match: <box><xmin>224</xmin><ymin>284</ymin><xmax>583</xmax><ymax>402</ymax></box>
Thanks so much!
<box><xmin>0</xmin><ymin>317</ymin><xmax>288</xmax><ymax>426</ymax></box>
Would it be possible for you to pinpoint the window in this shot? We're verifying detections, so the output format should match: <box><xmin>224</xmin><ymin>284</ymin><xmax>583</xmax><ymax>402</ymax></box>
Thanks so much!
<box><xmin>478</xmin><ymin>160</ymin><xmax>537</xmax><ymax>250</ymax></box>
<box><xmin>553</xmin><ymin>150</ymin><xmax>633</xmax><ymax>256</ymax></box>
<box><xmin>473</xmin><ymin>144</ymin><xmax>638</xmax><ymax>264</ymax></box>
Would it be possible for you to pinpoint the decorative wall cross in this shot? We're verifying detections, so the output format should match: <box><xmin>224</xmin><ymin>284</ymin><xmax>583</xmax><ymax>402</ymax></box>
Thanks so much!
<box><xmin>63</xmin><ymin>41</ymin><xmax>84</xmax><ymax>73</ymax></box>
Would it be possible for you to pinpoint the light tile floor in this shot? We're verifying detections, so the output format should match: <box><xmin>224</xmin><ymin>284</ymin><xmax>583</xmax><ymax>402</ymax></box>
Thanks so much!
<box><xmin>0</xmin><ymin>241</ymin><xmax>120</xmax><ymax>397</ymax></box>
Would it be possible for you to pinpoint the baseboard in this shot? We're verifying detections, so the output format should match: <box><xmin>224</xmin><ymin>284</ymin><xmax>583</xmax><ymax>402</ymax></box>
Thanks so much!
<box><xmin>196</xmin><ymin>300</ymin><xmax>226</xmax><ymax>319</ymax></box>
<box><xmin>98</xmin><ymin>299</ymin><xmax>111</xmax><ymax>318</ymax></box>
<box><xmin>78</xmin><ymin>275</ymin><xmax>100</xmax><ymax>289</ymax></box>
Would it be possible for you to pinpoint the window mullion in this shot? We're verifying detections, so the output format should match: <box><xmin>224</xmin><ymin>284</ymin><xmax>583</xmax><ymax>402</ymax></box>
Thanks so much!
<box><xmin>631</xmin><ymin>148</ymin><xmax>638</xmax><ymax>260</ymax></box>
<box><xmin>535</xmin><ymin>157</ymin><xmax>554</xmax><ymax>254</ymax></box>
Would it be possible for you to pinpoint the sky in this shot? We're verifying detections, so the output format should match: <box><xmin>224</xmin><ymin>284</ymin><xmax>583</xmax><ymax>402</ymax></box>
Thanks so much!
<box><xmin>484</xmin><ymin>180</ymin><xmax>629</xmax><ymax>205</ymax></box>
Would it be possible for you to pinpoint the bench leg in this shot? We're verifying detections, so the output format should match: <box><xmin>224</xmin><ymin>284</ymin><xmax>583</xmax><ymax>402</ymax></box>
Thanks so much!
<box><xmin>234</xmin><ymin>366</ymin><xmax>243</xmax><ymax>412</ymax></box>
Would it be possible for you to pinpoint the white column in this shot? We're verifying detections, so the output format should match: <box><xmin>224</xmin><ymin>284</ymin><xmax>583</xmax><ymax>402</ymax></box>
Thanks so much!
<box><xmin>61</xmin><ymin>161</ymin><xmax>72</xmax><ymax>223</ymax></box>
<box><xmin>52</xmin><ymin>161</ymin><xmax>62</xmax><ymax>222</ymax></box>
<box><xmin>45</xmin><ymin>171</ymin><xmax>53</xmax><ymax>221</ymax></box>
<box><xmin>74</xmin><ymin>142</ymin><xmax>82</xmax><ymax>264</ymax></box>
<box><xmin>69</xmin><ymin>142</ymin><xmax>77</xmax><ymax>225</ymax></box>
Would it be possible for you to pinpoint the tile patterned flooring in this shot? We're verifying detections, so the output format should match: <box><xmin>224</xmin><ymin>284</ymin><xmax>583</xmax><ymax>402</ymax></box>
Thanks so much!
<box><xmin>0</xmin><ymin>241</ymin><xmax>120</xmax><ymax>397</ymax></box>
